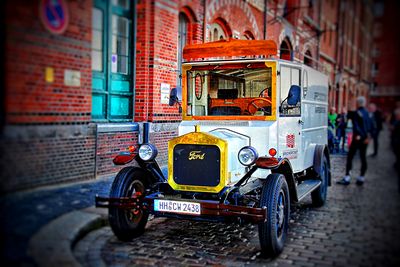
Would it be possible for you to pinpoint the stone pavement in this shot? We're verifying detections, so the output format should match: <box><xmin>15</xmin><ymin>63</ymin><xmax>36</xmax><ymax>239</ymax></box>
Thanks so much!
<box><xmin>0</xmin><ymin>175</ymin><xmax>114</xmax><ymax>266</ymax></box>
<box><xmin>1</xmin><ymin>129</ymin><xmax>399</xmax><ymax>267</ymax></box>
<box><xmin>74</xmin><ymin>130</ymin><xmax>400</xmax><ymax>267</ymax></box>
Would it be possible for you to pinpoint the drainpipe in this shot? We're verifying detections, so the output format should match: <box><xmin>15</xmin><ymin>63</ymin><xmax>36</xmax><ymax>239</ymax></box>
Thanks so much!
<box><xmin>143</xmin><ymin>122</ymin><xmax>150</xmax><ymax>143</ymax></box>
<box><xmin>203</xmin><ymin>0</ymin><xmax>207</xmax><ymax>42</ymax></box>
<box><xmin>316</xmin><ymin>0</ymin><xmax>322</xmax><ymax>70</ymax></box>
<box><xmin>263</xmin><ymin>0</ymin><xmax>268</xmax><ymax>39</ymax></box>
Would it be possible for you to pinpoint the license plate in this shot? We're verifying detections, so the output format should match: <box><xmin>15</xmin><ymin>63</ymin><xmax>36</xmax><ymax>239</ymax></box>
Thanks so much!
<box><xmin>154</xmin><ymin>199</ymin><xmax>201</xmax><ymax>215</ymax></box>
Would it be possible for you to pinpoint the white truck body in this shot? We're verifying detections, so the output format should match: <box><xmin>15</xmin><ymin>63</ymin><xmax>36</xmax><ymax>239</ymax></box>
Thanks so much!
<box><xmin>179</xmin><ymin>59</ymin><xmax>328</xmax><ymax>181</ymax></box>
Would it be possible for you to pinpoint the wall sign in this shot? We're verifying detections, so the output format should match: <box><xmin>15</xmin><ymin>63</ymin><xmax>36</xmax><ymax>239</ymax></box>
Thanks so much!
<box><xmin>45</xmin><ymin>67</ymin><xmax>54</xmax><ymax>83</ymax></box>
<box><xmin>64</xmin><ymin>69</ymin><xmax>81</xmax><ymax>87</ymax></box>
<box><xmin>160</xmin><ymin>83</ymin><xmax>170</xmax><ymax>104</ymax></box>
<box><xmin>39</xmin><ymin>0</ymin><xmax>70</xmax><ymax>35</ymax></box>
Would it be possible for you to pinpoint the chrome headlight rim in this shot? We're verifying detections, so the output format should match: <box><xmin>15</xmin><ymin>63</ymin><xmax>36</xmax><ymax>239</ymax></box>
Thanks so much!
<box><xmin>238</xmin><ymin>146</ymin><xmax>258</xmax><ymax>166</ymax></box>
<box><xmin>138</xmin><ymin>143</ymin><xmax>158</xmax><ymax>161</ymax></box>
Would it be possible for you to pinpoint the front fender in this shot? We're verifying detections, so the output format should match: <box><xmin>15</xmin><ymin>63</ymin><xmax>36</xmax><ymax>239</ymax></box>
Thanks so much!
<box><xmin>135</xmin><ymin>155</ymin><xmax>167</xmax><ymax>184</ymax></box>
<box><xmin>313</xmin><ymin>145</ymin><xmax>331</xmax><ymax>186</ymax></box>
<box><xmin>112</xmin><ymin>152</ymin><xmax>167</xmax><ymax>185</ymax></box>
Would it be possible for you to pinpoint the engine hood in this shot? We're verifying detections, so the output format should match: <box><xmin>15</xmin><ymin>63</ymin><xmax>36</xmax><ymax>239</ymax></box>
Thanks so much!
<box><xmin>208</xmin><ymin>129</ymin><xmax>249</xmax><ymax>184</ymax></box>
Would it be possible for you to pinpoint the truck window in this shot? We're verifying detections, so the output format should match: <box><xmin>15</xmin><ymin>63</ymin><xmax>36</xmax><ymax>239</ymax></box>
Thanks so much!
<box><xmin>186</xmin><ymin>63</ymin><xmax>274</xmax><ymax>118</ymax></box>
<box><xmin>280</xmin><ymin>66</ymin><xmax>301</xmax><ymax>116</ymax></box>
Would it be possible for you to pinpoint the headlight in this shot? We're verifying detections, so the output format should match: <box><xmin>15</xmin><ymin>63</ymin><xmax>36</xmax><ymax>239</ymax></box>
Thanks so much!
<box><xmin>138</xmin><ymin>143</ymin><xmax>158</xmax><ymax>161</ymax></box>
<box><xmin>238</xmin><ymin>146</ymin><xmax>258</xmax><ymax>166</ymax></box>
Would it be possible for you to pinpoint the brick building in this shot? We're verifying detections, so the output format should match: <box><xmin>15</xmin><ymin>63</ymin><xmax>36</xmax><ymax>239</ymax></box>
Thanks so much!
<box><xmin>0</xmin><ymin>0</ymin><xmax>375</xmax><ymax>193</ymax></box>
<box><xmin>370</xmin><ymin>0</ymin><xmax>400</xmax><ymax>116</ymax></box>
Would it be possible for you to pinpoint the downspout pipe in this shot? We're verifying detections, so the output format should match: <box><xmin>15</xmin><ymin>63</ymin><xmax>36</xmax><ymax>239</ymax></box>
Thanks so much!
<box><xmin>263</xmin><ymin>0</ymin><xmax>267</xmax><ymax>39</ymax></box>
<box><xmin>143</xmin><ymin>122</ymin><xmax>150</xmax><ymax>144</ymax></box>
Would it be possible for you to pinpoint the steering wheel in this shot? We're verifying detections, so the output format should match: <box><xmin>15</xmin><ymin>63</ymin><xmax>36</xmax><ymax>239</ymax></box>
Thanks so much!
<box><xmin>259</xmin><ymin>88</ymin><xmax>270</xmax><ymax>98</ymax></box>
<box><xmin>247</xmin><ymin>98</ymin><xmax>272</xmax><ymax>115</ymax></box>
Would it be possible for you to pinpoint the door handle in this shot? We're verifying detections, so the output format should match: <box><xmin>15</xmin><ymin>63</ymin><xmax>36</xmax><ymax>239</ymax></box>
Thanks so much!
<box><xmin>298</xmin><ymin>119</ymin><xmax>304</xmax><ymax>125</ymax></box>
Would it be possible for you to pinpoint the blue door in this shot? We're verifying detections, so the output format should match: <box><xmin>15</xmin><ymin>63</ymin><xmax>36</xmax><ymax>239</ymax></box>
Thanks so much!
<box><xmin>91</xmin><ymin>0</ymin><xmax>134</xmax><ymax>121</ymax></box>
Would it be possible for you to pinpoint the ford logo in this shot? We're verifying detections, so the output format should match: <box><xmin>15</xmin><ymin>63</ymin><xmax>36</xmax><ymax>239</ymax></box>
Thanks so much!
<box><xmin>188</xmin><ymin>151</ymin><xmax>205</xmax><ymax>160</ymax></box>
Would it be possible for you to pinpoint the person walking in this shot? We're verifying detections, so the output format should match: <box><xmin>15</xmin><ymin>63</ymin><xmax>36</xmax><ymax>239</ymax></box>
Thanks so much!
<box><xmin>328</xmin><ymin>107</ymin><xmax>338</xmax><ymax>133</ymax></box>
<box><xmin>337</xmin><ymin>96</ymin><xmax>374</xmax><ymax>186</ymax></box>
<box><xmin>336</xmin><ymin>108</ymin><xmax>348</xmax><ymax>152</ymax></box>
<box><xmin>368</xmin><ymin>103</ymin><xmax>383</xmax><ymax>156</ymax></box>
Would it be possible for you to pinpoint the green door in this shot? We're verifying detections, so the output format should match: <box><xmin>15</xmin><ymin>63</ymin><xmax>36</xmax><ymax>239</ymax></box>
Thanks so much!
<box><xmin>92</xmin><ymin>0</ymin><xmax>133</xmax><ymax>121</ymax></box>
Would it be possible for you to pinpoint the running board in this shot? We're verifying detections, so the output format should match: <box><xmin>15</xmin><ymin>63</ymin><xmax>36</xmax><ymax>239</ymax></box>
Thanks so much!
<box><xmin>296</xmin><ymin>180</ymin><xmax>321</xmax><ymax>201</ymax></box>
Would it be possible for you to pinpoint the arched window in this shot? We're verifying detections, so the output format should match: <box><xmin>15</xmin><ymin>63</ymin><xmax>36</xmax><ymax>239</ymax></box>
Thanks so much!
<box><xmin>242</xmin><ymin>30</ymin><xmax>255</xmax><ymax>40</ymax></box>
<box><xmin>210</xmin><ymin>23</ymin><xmax>227</xmax><ymax>42</ymax></box>
<box><xmin>280</xmin><ymin>37</ymin><xmax>293</xmax><ymax>61</ymax></box>
<box><xmin>304</xmin><ymin>50</ymin><xmax>313</xmax><ymax>66</ymax></box>
<box><xmin>209</xmin><ymin>18</ymin><xmax>231</xmax><ymax>42</ymax></box>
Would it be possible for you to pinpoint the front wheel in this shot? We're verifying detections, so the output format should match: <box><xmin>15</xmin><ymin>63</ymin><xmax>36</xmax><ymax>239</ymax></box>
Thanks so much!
<box><xmin>258</xmin><ymin>173</ymin><xmax>290</xmax><ymax>258</ymax></box>
<box><xmin>311</xmin><ymin>156</ymin><xmax>329</xmax><ymax>207</ymax></box>
<box><xmin>108</xmin><ymin>167</ymin><xmax>149</xmax><ymax>241</ymax></box>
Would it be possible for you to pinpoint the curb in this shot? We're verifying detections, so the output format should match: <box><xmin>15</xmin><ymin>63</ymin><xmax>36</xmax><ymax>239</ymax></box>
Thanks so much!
<box><xmin>28</xmin><ymin>207</ymin><xmax>107</xmax><ymax>267</ymax></box>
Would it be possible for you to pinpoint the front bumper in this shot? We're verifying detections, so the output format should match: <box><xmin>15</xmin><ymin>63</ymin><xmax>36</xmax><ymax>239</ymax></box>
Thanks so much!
<box><xmin>95</xmin><ymin>194</ymin><xmax>267</xmax><ymax>223</ymax></box>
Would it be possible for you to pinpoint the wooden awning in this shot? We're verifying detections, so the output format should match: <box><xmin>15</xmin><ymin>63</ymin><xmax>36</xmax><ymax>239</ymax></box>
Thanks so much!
<box><xmin>183</xmin><ymin>39</ymin><xmax>277</xmax><ymax>60</ymax></box>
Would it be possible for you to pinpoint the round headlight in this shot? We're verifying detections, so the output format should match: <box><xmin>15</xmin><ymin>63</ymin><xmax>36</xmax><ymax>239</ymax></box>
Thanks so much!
<box><xmin>238</xmin><ymin>146</ymin><xmax>258</xmax><ymax>166</ymax></box>
<box><xmin>138</xmin><ymin>144</ymin><xmax>158</xmax><ymax>161</ymax></box>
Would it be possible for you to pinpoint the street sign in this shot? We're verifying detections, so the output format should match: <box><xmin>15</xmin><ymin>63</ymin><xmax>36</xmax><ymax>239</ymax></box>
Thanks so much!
<box><xmin>39</xmin><ymin>0</ymin><xmax>69</xmax><ymax>35</ymax></box>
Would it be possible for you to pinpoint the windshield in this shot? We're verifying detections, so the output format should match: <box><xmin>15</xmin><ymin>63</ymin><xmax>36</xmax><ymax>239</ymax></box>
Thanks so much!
<box><xmin>185</xmin><ymin>62</ymin><xmax>275</xmax><ymax>119</ymax></box>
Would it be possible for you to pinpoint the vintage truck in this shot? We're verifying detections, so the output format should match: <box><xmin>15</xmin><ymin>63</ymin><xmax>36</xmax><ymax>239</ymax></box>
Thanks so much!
<box><xmin>96</xmin><ymin>39</ymin><xmax>331</xmax><ymax>257</ymax></box>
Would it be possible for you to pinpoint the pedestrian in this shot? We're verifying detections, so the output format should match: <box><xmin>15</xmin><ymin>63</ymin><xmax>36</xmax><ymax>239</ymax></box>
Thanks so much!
<box><xmin>368</xmin><ymin>103</ymin><xmax>383</xmax><ymax>156</ymax></box>
<box><xmin>390</xmin><ymin>108</ymin><xmax>400</xmax><ymax>193</ymax></box>
<box><xmin>336</xmin><ymin>107</ymin><xmax>348</xmax><ymax>152</ymax></box>
<box><xmin>328</xmin><ymin>107</ymin><xmax>338</xmax><ymax>132</ymax></box>
<box><xmin>337</xmin><ymin>96</ymin><xmax>373</xmax><ymax>186</ymax></box>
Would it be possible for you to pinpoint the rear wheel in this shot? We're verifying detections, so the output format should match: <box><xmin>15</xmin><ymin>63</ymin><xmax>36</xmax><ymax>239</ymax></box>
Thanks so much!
<box><xmin>258</xmin><ymin>173</ymin><xmax>290</xmax><ymax>258</ymax></box>
<box><xmin>311</xmin><ymin>156</ymin><xmax>329</xmax><ymax>207</ymax></box>
<box><xmin>108</xmin><ymin>167</ymin><xmax>149</xmax><ymax>241</ymax></box>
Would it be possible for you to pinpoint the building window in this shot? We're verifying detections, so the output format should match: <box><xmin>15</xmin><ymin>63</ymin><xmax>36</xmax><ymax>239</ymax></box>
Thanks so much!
<box><xmin>91</xmin><ymin>0</ymin><xmax>134</xmax><ymax>121</ymax></box>
<box><xmin>280</xmin><ymin>37</ymin><xmax>293</xmax><ymax>61</ymax></box>
<box><xmin>210</xmin><ymin>23</ymin><xmax>227</xmax><ymax>41</ymax></box>
<box><xmin>209</xmin><ymin>18</ymin><xmax>231</xmax><ymax>42</ymax></box>
<box><xmin>304</xmin><ymin>50</ymin><xmax>313</xmax><ymax>66</ymax></box>
<box><xmin>242</xmin><ymin>30</ymin><xmax>255</xmax><ymax>40</ymax></box>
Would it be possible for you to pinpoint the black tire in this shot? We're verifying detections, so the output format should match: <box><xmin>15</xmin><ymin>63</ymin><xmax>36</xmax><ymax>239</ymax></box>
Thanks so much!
<box><xmin>258</xmin><ymin>173</ymin><xmax>290</xmax><ymax>258</ymax></box>
<box><xmin>108</xmin><ymin>167</ymin><xmax>149</xmax><ymax>241</ymax></box>
<box><xmin>311</xmin><ymin>156</ymin><xmax>329</xmax><ymax>207</ymax></box>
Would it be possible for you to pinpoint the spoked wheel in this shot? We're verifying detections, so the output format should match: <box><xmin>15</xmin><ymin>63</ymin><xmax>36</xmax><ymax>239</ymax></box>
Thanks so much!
<box><xmin>258</xmin><ymin>173</ymin><xmax>290</xmax><ymax>258</ymax></box>
<box><xmin>108</xmin><ymin>167</ymin><xmax>149</xmax><ymax>241</ymax></box>
<box><xmin>311</xmin><ymin>156</ymin><xmax>329</xmax><ymax>207</ymax></box>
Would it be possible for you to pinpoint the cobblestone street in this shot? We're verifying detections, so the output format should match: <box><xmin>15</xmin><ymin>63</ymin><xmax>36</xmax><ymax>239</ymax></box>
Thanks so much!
<box><xmin>74</xmin><ymin>131</ymin><xmax>400</xmax><ymax>267</ymax></box>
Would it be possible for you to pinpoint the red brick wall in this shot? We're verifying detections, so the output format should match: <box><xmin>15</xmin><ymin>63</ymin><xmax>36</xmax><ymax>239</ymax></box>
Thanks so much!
<box><xmin>135</xmin><ymin>0</ymin><xmax>204</xmax><ymax>122</ymax></box>
<box><xmin>0</xmin><ymin>125</ymin><xmax>96</xmax><ymax>193</ymax></box>
<box><xmin>1</xmin><ymin>0</ymin><xmax>96</xmax><ymax>192</ymax></box>
<box><xmin>371</xmin><ymin>0</ymin><xmax>400</xmax><ymax>114</ymax></box>
<box><xmin>5</xmin><ymin>0</ymin><xmax>92</xmax><ymax>124</ymax></box>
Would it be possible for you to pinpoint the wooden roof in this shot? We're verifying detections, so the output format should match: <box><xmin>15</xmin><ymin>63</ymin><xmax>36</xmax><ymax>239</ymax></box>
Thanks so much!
<box><xmin>183</xmin><ymin>39</ymin><xmax>277</xmax><ymax>60</ymax></box>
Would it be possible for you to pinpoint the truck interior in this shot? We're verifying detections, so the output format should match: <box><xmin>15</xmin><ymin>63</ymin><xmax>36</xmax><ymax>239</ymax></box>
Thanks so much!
<box><xmin>185</xmin><ymin>62</ymin><xmax>274</xmax><ymax>118</ymax></box>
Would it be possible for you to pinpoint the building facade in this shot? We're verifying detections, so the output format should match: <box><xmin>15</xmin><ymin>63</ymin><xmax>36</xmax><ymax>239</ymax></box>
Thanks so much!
<box><xmin>370</xmin><ymin>0</ymin><xmax>400</xmax><ymax>116</ymax></box>
<box><xmin>0</xmin><ymin>0</ymin><xmax>374</xmax><ymax>193</ymax></box>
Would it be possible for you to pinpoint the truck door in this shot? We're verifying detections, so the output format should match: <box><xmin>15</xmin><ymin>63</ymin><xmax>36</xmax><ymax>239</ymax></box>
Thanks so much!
<box><xmin>278</xmin><ymin>65</ymin><xmax>302</xmax><ymax>172</ymax></box>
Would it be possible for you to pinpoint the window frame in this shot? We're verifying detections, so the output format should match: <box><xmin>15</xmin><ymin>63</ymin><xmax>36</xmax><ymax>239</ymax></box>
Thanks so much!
<box><xmin>91</xmin><ymin>0</ymin><xmax>136</xmax><ymax>122</ymax></box>
<box><xmin>279</xmin><ymin>64</ymin><xmax>302</xmax><ymax>117</ymax></box>
<box><xmin>181</xmin><ymin>61</ymin><xmax>277</xmax><ymax>121</ymax></box>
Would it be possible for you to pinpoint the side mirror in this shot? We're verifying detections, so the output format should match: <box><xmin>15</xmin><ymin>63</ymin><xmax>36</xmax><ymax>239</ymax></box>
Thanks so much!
<box><xmin>287</xmin><ymin>85</ymin><xmax>301</xmax><ymax>106</ymax></box>
<box><xmin>169</xmin><ymin>87</ymin><xmax>182</xmax><ymax>113</ymax></box>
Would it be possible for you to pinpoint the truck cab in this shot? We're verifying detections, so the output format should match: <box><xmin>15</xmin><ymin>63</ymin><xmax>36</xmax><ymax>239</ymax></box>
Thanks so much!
<box><xmin>96</xmin><ymin>39</ymin><xmax>331</xmax><ymax>257</ymax></box>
